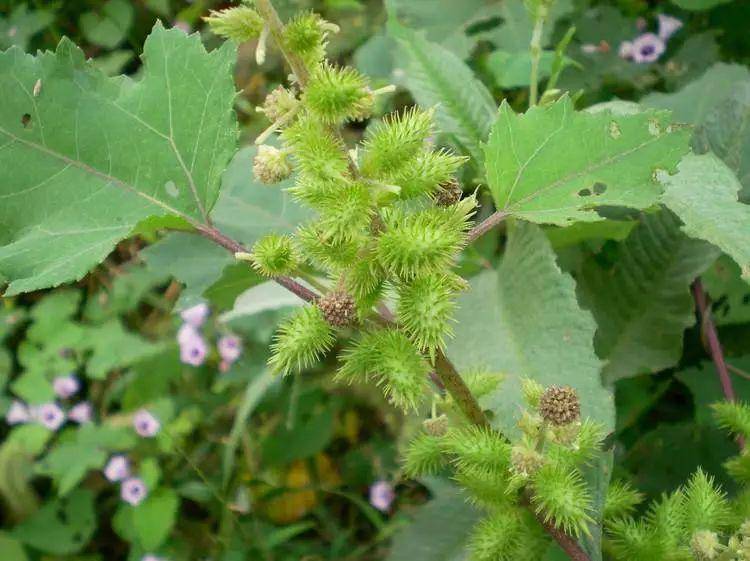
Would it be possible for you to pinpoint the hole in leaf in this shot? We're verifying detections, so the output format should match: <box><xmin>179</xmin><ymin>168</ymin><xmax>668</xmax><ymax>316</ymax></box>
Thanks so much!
<box><xmin>21</xmin><ymin>113</ymin><xmax>31</xmax><ymax>128</ymax></box>
<box><xmin>593</xmin><ymin>182</ymin><xmax>607</xmax><ymax>195</ymax></box>
<box><xmin>578</xmin><ymin>188</ymin><xmax>592</xmax><ymax>197</ymax></box>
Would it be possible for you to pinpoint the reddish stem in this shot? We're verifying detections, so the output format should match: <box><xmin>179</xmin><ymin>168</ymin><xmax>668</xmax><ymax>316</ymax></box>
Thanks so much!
<box><xmin>467</xmin><ymin>210</ymin><xmax>507</xmax><ymax>243</ymax></box>
<box><xmin>692</xmin><ymin>279</ymin><xmax>744</xmax><ymax>448</ymax></box>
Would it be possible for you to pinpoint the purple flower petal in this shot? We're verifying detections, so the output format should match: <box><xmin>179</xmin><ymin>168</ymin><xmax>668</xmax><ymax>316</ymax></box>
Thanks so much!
<box><xmin>180</xmin><ymin>333</ymin><xmax>208</xmax><ymax>367</ymax></box>
<box><xmin>121</xmin><ymin>477</ymin><xmax>148</xmax><ymax>506</ymax></box>
<box><xmin>631</xmin><ymin>33</ymin><xmax>666</xmax><ymax>64</ymax></box>
<box><xmin>6</xmin><ymin>400</ymin><xmax>30</xmax><ymax>425</ymax></box>
<box><xmin>69</xmin><ymin>402</ymin><xmax>93</xmax><ymax>424</ymax></box>
<box><xmin>218</xmin><ymin>335</ymin><xmax>242</xmax><ymax>364</ymax></box>
<box><xmin>657</xmin><ymin>14</ymin><xmax>683</xmax><ymax>41</ymax></box>
<box><xmin>369</xmin><ymin>480</ymin><xmax>395</xmax><ymax>512</ymax></box>
<box><xmin>104</xmin><ymin>455</ymin><xmax>130</xmax><ymax>482</ymax></box>
<box><xmin>53</xmin><ymin>374</ymin><xmax>80</xmax><ymax>399</ymax></box>
<box><xmin>33</xmin><ymin>403</ymin><xmax>66</xmax><ymax>431</ymax></box>
<box><xmin>133</xmin><ymin>409</ymin><xmax>161</xmax><ymax>437</ymax></box>
<box><xmin>180</xmin><ymin>303</ymin><xmax>209</xmax><ymax>327</ymax></box>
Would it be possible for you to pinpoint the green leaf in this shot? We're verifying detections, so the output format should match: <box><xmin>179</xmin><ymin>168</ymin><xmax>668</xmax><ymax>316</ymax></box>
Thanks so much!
<box><xmin>693</xmin><ymin>81</ymin><xmax>750</xmax><ymax>201</ymax></box>
<box><xmin>220</xmin><ymin>280</ymin><xmax>304</xmax><ymax>323</ymax></box>
<box><xmin>0</xmin><ymin>24</ymin><xmax>237</xmax><ymax>295</ymax></box>
<box><xmin>642</xmin><ymin>63</ymin><xmax>750</xmax><ymax>125</ymax></box>
<box><xmin>703</xmin><ymin>256</ymin><xmax>750</xmax><ymax>326</ymax></box>
<box><xmin>660</xmin><ymin>153</ymin><xmax>750</xmax><ymax>281</ymax></box>
<box><xmin>578</xmin><ymin>211</ymin><xmax>719</xmax><ymax>384</ymax></box>
<box><xmin>478</xmin><ymin>0</ymin><xmax>573</xmax><ymax>52</ymax></box>
<box><xmin>389</xmin><ymin>21</ymin><xmax>497</xmax><ymax>164</ymax></box>
<box><xmin>385</xmin><ymin>0</ymin><xmax>494</xmax><ymax>58</ymax></box>
<box><xmin>486</xmin><ymin>50</ymin><xmax>572</xmax><ymax>89</ymax></box>
<box><xmin>142</xmin><ymin>232</ymin><xmax>234</xmax><ymax>310</ymax></box>
<box><xmin>670</xmin><ymin>0</ymin><xmax>732</xmax><ymax>10</ymax></box>
<box><xmin>84</xmin><ymin>319</ymin><xmax>163</xmax><ymax>379</ymax></box>
<box><xmin>484</xmin><ymin>97</ymin><xmax>691</xmax><ymax>225</ymax></box>
<box><xmin>79</xmin><ymin>0</ymin><xmax>134</xmax><ymax>49</ymax></box>
<box><xmin>36</xmin><ymin>424</ymin><xmax>136</xmax><ymax>495</ymax></box>
<box><xmin>13</xmin><ymin>489</ymin><xmax>96</xmax><ymax>555</ymax></box>
<box><xmin>0</xmin><ymin>533</ymin><xmax>27</xmax><ymax>561</ymax></box>
<box><xmin>448</xmin><ymin>221</ymin><xmax>613</xmax><ymax>435</ymax></box>
<box><xmin>211</xmin><ymin>146</ymin><xmax>310</xmax><ymax>247</ymax></box>
<box><xmin>0</xmin><ymin>5</ymin><xmax>55</xmax><ymax>51</ymax></box>
<box><xmin>386</xmin><ymin>479</ymin><xmax>480</xmax><ymax>561</ymax></box>
<box><xmin>133</xmin><ymin>488</ymin><xmax>179</xmax><ymax>550</ymax></box>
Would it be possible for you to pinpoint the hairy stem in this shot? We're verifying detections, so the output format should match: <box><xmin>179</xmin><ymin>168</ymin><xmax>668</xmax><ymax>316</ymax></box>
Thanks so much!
<box><xmin>194</xmin><ymin>224</ymin><xmax>318</xmax><ymax>303</ymax></box>
<box><xmin>692</xmin><ymin>279</ymin><xmax>744</xmax><ymax>450</ymax></box>
<box><xmin>433</xmin><ymin>350</ymin><xmax>490</xmax><ymax>427</ymax></box>
<box><xmin>528</xmin><ymin>4</ymin><xmax>548</xmax><ymax>107</ymax></box>
<box><xmin>254</xmin><ymin>0</ymin><xmax>309</xmax><ymax>87</ymax></box>
<box><xmin>467</xmin><ymin>210</ymin><xmax>507</xmax><ymax>243</ymax></box>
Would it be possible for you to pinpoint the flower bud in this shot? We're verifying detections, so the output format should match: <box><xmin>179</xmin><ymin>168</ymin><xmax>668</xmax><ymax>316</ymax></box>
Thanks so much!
<box><xmin>690</xmin><ymin>530</ymin><xmax>721</xmax><ymax>561</ymax></box>
<box><xmin>423</xmin><ymin>414</ymin><xmax>449</xmax><ymax>437</ymax></box>
<box><xmin>511</xmin><ymin>444</ymin><xmax>544</xmax><ymax>477</ymax></box>
<box><xmin>539</xmin><ymin>385</ymin><xmax>581</xmax><ymax>426</ymax></box>
<box><xmin>261</xmin><ymin>86</ymin><xmax>298</xmax><ymax>122</ymax></box>
<box><xmin>253</xmin><ymin>145</ymin><xmax>292</xmax><ymax>184</ymax></box>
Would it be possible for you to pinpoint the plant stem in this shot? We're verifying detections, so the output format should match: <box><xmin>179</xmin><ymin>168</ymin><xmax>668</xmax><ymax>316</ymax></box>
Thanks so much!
<box><xmin>692</xmin><ymin>278</ymin><xmax>744</xmax><ymax>450</ymax></box>
<box><xmin>467</xmin><ymin>210</ymin><xmax>507</xmax><ymax>243</ymax></box>
<box><xmin>254</xmin><ymin>0</ymin><xmax>309</xmax><ymax>87</ymax></box>
<box><xmin>433</xmin><ymin>350</ymin><xmax>490</xmax><ymax>427</ymax></box>
<box><xmin>528</xmin><ymin>4</ymin><xmax>548</xmax><ymax>108</ymax></box>
<box><xmin>194</xmin><ymin>223</ymin><xmax>318</xmax><ymax>303</ymax></box>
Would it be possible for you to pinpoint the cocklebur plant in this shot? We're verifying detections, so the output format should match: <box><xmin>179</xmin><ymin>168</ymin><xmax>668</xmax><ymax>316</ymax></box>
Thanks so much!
<box><xmin>2</xmin><ymin>0</ymin><xmax>750</xmax><ymax>559</ymax></box>
<box><xmin>403</xmin><ymin>380</ymin><xmax>606</xmax><ymax>560</ymax></box>
<box><xmin>601</xmin><ymin>402</ymin><xmax>750</xmax><ymax>561</ymax></box>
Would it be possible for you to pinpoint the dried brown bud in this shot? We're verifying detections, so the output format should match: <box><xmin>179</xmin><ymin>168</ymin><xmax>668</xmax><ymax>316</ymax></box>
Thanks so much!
<box><xmin>317</xmin><ymin>290</ymin><xmax>356</xmax><ymax>327</ymax></box>
<box><xmin>433</xmin><ymin>178</ymin><xmax>463</xmax><ymax>207</ymax></box>
<box><xmin>538</xmin><ymin>385</ymin><xmax>580</xmax><ymax>426</ymax></box>
<box><xmin>423</xmin><ymin>414</ymin><xmax>449</xmax><ymax>437</ymax></box>
<box><xmin>511</xmin><ymin>445</ymin><xmax>544</xmax><ymax>477</ymax></box>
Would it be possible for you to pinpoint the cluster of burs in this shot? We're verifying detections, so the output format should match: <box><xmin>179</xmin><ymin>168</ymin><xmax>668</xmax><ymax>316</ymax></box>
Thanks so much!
<box><xmin>207</xmin><ymin>3</ymin><xmax>475</xmax><ymax>411</ymax></box>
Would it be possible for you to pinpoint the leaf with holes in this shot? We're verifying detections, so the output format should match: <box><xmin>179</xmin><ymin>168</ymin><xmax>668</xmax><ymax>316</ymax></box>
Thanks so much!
<box><xmin>484</xmin><ymin>97</ymin><xmax>691</xmax><ymax>225</ymax></box>
<box><xmin>578</xmin><ymin>211</ymin><xmax>719</xmax><ymax>384</ymax></box>
<box><xmin>660</xmin><ymin>153</ymin><xmax>750</xmax><ymax>281</ymax></box>
<box><xmin>0</xmin><ymin>23</ymin><xmax>237</xmax><ymax>295</ymax></box>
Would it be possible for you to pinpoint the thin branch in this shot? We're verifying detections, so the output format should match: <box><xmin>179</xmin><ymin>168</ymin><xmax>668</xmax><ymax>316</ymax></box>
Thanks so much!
<box><xmin>254</xmin><ymin>0</ymin><xmax>309</xmax><ymax>87</ymax></box>
<box><xmin>194</xmin><ymin>224</ymin><xmax>318</xmax><ymax>303</ymax></box>
<box><xmin>693</xmin><ymin>279</ymin><xmax>744</xmax><ymax>450</ymax></box>
<box><xmin>693</xmin><ymin>279</ymin><xmax>737</xmax><ymax>403</ymax></box>
<box><xmin>467</xmin><ymin>210</ymin><xmax>508</xmax><ymax>243</ymax></box>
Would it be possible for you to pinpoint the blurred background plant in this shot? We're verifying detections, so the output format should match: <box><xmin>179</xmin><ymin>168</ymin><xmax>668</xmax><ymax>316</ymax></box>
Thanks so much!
<box><xmin>1</xmin><ymin>0</ymin><xmax>750</xmax><ymax>560</ymax></box>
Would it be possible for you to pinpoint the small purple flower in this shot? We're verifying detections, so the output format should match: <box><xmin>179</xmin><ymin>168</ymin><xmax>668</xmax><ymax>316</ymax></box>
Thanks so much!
<box><xmin>180</xmin><ymin>303</ymin><xmax>209</xmax><ymax>327</ymax></box>
<box><xmin>34</xmin><ymin>403</ymin><xmax>66</xmax><ymax>431</ymax></box>
<box><xmin>581</xmin><ymin>43</ymin><xmax>598</xmax><ymax>54</ymax></box>
<box><xmin>218</xmin><ymin>335</ymin><xmax>242</xmax><ymax>364</ymax></box>
<box><xmin>53</xmin><ymin>374</ymin><xmax>80</xmax><ymax>399</ymax></box>
<box><xmin>369</xmin><ymin>480</ymin><xmax>395</xmax><ymax>513</ymax></box>
<box><xmin>68</xmin><ymin>402</ymin><xmax>93</xmax><ymax>424</ymax></box>
<box><xmin>6</xmin><ymin>400</ymin><xmax>30</xmax><ymax>425</ymax></box>
<box><xmin>104</xmin><ymin>455</ymin><xmax>131</xmax><ymax>482</ymax></box>
<box><xmin>657</xmin><ymin>14</ymin><xmax>683</xmax><ymax>41</ymax></box>
<box><xmin>133</xmin><ymin>409</ymin><xmax>161</xmax><ymax>438</ymax></box>
<box><xmin>121</xmin><ymin>477</ymin><xmax>148</xmax><ymax>506</ymax></box>
<box><xmin>179</xmin><ymin>331</ymin><xmax>208</xmax><ymax>367</ymax></box>
<box><xmin>142</xmin><ymin>555</ymin><xmax>167</xmax><ymax>561</ymax></box>
<box><xmin>172</xmin><ymin>20</ymin><xmax>191</xmax><ymax>34</ymax></box>
<box><xmin>631</xmin><ymin>33</ymin><xmax>666</xmax><ymax>64</ymax></box>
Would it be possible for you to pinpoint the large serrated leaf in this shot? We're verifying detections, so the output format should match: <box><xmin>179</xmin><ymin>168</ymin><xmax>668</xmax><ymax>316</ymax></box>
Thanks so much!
<box><xmin>389</xmin><ymin>21</ymin><xmax>496</xmax><ymax>164</ymax></box>
<box><xmin>578</xmin><ymin>211</ymin><xmax>719</xmax><ymax>384</ymax></box>
<box><xmin>0</xmin><ymin>23</ymin><xmax>238</xmax><ymax>295</ymax></box>
<box><xmin>448</xmin><ymin>221</ymin><xmax>613</xmax><ymax>434</ymax></box>
<box><xmin>660</xmin><ymin>153</ymin><xmax>750</xmax><ymax>281</ymax></box>
<box><xmin>484</xmin><ymin>97</ymin><xmax>691</xmax><ymax>225</ymax></box>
